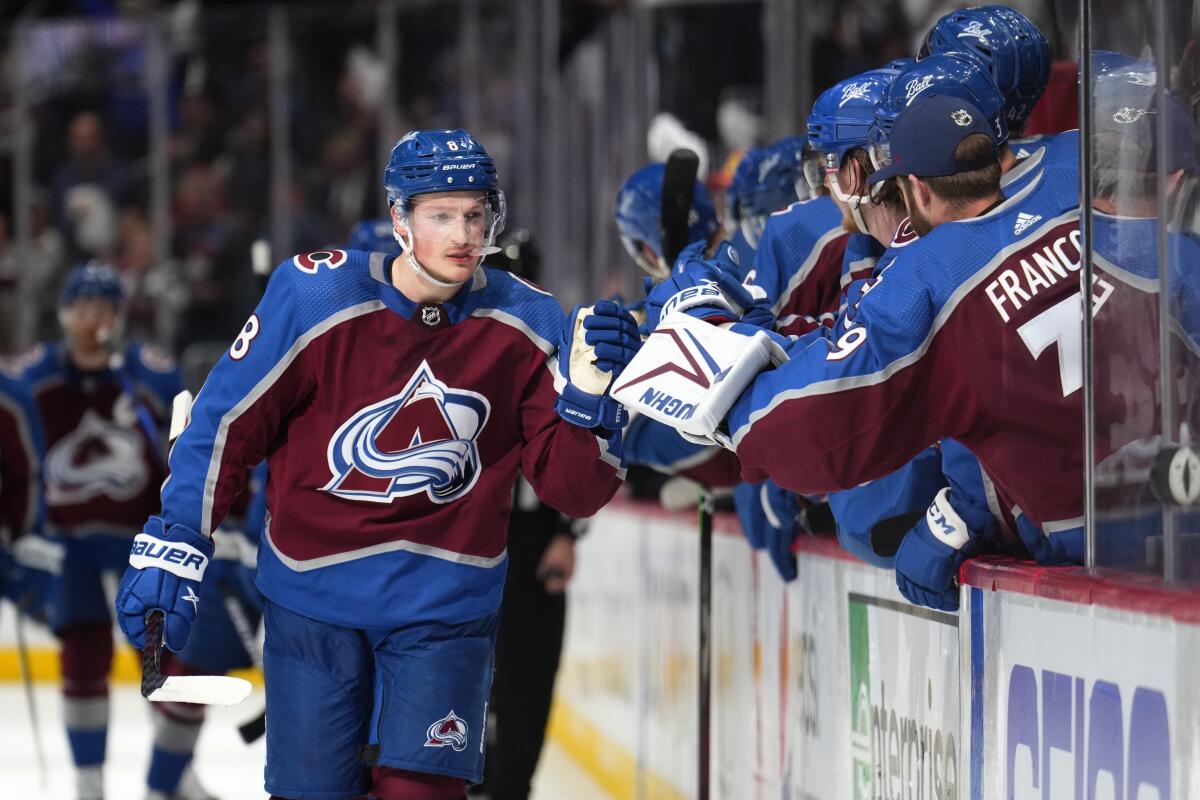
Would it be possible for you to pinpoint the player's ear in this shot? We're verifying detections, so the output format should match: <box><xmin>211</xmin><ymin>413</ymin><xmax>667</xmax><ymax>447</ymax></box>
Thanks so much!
<box><xmin>848</xmin><ymin>157</ymin><xmax>866</xmax><ymax>196</ymax></box>
<box><xmin>389</xmin><ymin>202</ymin><xmax>410</xmax><ymax>238</ymax></box>
<box><xmin>907</xmin><ymin>175</ymin><xmax>932</xmax><ymax>211</ymax></box>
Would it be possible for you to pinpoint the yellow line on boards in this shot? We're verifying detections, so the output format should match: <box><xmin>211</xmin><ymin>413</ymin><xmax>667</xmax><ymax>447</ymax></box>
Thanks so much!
<box><xmin>0</xmin><ymin>647</ymin><xmax>262</xmax><ymax>686</ymax></box>
<box><xmin>545</xmin><ymin>697</ymin><xmax>687</xmax><ymax>800</ymax></box>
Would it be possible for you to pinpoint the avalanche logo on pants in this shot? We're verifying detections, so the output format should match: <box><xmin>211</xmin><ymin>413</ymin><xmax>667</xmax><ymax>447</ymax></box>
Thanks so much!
<box><xmin>425</xmin><ymin>710</ymin><xmax>469</xmax><ymax>752</ymax></box>
<box><xmin>321</xmin><ymin>361</ymin><xmax>491</xmax><ymax>504</ymax></box>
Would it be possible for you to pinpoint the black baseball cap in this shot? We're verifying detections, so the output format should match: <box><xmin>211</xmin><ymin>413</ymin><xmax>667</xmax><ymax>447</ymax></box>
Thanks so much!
<box><xmin>868</xmin><ymin>94</ymin><xmax>999</xmax><ymax>184</ymax></box>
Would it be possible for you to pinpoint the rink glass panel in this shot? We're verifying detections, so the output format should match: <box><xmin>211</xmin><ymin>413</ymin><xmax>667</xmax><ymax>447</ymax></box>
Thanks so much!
<box><xmin>1085</xmin><ymin>0</ymin><xmax>1200</xmax><ymax>582</ymax></box>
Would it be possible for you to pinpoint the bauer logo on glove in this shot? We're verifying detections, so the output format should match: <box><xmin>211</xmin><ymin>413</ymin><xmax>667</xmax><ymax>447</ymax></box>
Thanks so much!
<box><xmin>129</xmin><ymin>533</ymin><xmax>210</xmax><ymax>581</ymax></box>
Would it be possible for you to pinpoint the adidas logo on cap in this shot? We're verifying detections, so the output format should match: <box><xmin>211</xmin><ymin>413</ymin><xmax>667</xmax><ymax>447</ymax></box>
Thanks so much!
<box><xmin>1014</xmin><ymin>212</ymin><xmax>1042</xmax><ymax>235</ymax></box>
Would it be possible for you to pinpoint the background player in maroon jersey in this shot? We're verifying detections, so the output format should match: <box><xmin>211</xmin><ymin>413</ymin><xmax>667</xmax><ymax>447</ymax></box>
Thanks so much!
<box><xmin>21</xmin><ymin>262</ymin><xmax>186</xmax><ymax>800</ymax></box>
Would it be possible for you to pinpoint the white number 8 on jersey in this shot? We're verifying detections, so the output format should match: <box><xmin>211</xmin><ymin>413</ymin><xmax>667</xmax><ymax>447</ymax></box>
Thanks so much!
<box><xmin>230</xmin><ymin>314</ymin><xmax>261</xmax><ymax>361</ymax></box>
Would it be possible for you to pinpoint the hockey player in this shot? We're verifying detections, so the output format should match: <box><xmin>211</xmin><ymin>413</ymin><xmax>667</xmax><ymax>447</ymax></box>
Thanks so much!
<box><xmin>1086</xmin><ymin>71</ymin><xmax>1200</xmax><ymax>563</ymax></box>
<box><xmin>762</xmin><ymin>62</ymin><xmax>917</xmax><ymax>337</ymax></box>
<box><xmin>620</xmin><ymin>93</ymin><xmax>1098</xmax><ymax>606</ymax></box>
<box><xmin>0</xmin><ymin>368</ymin><xmax>59</xmax><ymax>623</ymax></box>
<box><xmin>347</xmin><ymin>218</ymin><xmax>403</xmax><ymax>254</ymax></box>
<box><xmin>723</xmin><ymin>136</ymin><xmax>810</xmax><ymax>276</ymax></box>
<box><xmin>114</xmin><ymin>129</ymin><xmax>631</xmax><ymax>800</ymax></box>
<box><xmin>614</xmin><ymin>162</ymin><xmax>744</xmax><ymax>492</ymax></box>
<box><xmin>20</xmin><ymin>262</ymin><xmax>187</xmax><ymax>800</ymax></box>
<box><xmin>917</xmin><ymin>6</ymin><xmax>1050</xmax><ymax>141</ymax></box>
<box><xmin>616</xmin><ymin>162</ymin><xmax>721</xmax><ymax>281</ymax></box>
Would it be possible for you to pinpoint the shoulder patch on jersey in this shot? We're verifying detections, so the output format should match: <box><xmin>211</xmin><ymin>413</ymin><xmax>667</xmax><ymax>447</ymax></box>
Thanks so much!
<box><xmin>891</xmin><ymin>218</ymin><xmax>919</xmax><ymax>248</ymax></box>
<box><xmin>8</xmin><ymin>344</ymin><xmax>48</xmax><ymax>379</ymax></box>
<box><xmin>293</xmin><ymin>249</ymin><xmax>349</xmax><ymax>274</ymax></box>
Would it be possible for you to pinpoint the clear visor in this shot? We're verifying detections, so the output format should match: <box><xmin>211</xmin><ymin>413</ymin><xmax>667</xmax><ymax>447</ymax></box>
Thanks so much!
<box><xmin>866</xmin><ymin>126</ymin><xmax>892</xmax><ymax>173</ymax></box>
<box><xmin>400</xmin><ymin>191</ymin><xmax>506</xmax><ymax>256</ymax></box>
<box><xmin>740</xmin><ymin>214</ymin><xmax>769</xmax><ymax>249</ymax></box>
<box><xmin>620</xmin><ymin>234</ymin><xmax>668</xmax><ymax>279</ymax></box>
<box><xmin>804</xmin><ymin>149</ymin><xmax>844</xmax><ymax>192</ymax></box>
<box><xmin>802</xmin><ymin>147</ymin><xmax>827</xmax><ymax>192</ymax></box>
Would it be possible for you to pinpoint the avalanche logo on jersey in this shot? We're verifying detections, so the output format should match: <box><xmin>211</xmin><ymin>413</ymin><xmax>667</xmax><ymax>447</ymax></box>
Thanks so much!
<box><xmin>321</xmin><ymin>360</ymin><xmax>491</xmax><ymax>504</ymax></box>
<box><xmin>425</xmin><ymin>710</ymin><xmax>469</xmax><ymax>752</ymax></box>
<box><xmin>44</xmin><ymin>404</ymin><xmax>149</xmax><ymax>505</ymax></box>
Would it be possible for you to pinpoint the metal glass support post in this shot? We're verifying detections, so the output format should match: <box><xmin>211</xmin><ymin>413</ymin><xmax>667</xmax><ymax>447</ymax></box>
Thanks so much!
<box><xmin>12</xmin><ymin>23</ymin><xmax>34</xmax><ymax>351</ymax></box>
<box><xmin>513</xmin><ymin>0</ymin><xmax>539</xmax><ymax>219</ymax></box>
<box><xmin>145</xmin><ymin>15</ymin><xmax>174</xmax><ymax>347</ymax></box>
<box><xmin>268</xmin><ymin>5</ymin><xmax>292</xmax><ymax>265</ymax></box>
<box><xmin>1152</xmin><ymin>0</ymin><xmax>1178</xmax><ymax>582</ymax></box>
<box><xmin>459</xmin><ymin>0</ymin><xmax>483</xmax><ymax>137</ymax></box>
<box><xmin>376</xmin><ymin>0</ymin><xmax>400</xmax><ymax>218</ymax></box>
<box><xmin>538</xmin><ymin>0</ymin><xmax>563</xmax><ymax>300</ymax></box>
<box><xmin>1079</xmin><ymin>0</ymin><xmax>1098</xmax><ymax>570</ymax></box>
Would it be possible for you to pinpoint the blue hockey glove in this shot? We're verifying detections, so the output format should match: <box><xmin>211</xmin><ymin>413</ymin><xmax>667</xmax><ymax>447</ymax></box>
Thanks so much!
<box><xmin>894</xmin><ymin>486</ymin><xmax>996</xmax><ymax>612</ymax></box>
<box><xmin>642</xmin><ymin>258</ymin><xmax>775</xmax><ymax>334</ymax></box>
<box><xmin>556</xmin><ymin>301</ymin><xmax>638</xmax><ymax>431</ymax></box>
<box><xmin>734</xmin><ymin>480</ymin><xmax>801</xmax><ymax>582</ymax></box>
<box><xmin>1</xmin><ymin>534</ymin><xmax>64</xmax><ymax>624</ymax></box>
<box><xmin>116</xmin><ymin>516</ymin><xmax>214</xmax><ymax>651</ymax></box>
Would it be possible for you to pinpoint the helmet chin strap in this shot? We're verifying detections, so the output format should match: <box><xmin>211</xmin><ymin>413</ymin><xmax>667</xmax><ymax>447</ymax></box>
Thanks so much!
<box><xmin>828</xmin><ymin>180</ymin><xmax>871</xmax><ymax>236</ymax></box>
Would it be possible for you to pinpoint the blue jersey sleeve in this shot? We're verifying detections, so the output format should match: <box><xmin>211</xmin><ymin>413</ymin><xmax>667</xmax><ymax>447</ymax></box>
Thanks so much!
<box><xmin>828</xmin><ymin>446</ymin><xmax>945</xmax><ymax>567</ymax></box>
<box><xmin>162</xmin><ymin>258</ymin><xmax>368</xmax><ymax>537</ymax></box>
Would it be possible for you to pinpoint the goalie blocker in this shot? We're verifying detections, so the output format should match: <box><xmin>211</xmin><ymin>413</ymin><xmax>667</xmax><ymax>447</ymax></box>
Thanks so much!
<box><xmin>610</xmin><ymin>310</ymin><xmax>787</xmax><ymax>447</ymax></box>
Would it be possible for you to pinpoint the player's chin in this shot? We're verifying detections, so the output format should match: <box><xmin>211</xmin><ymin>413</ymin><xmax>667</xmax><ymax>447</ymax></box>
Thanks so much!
<box><xmin>431</xmin><ymin>253</ymin><xmax>480</xmax><ymax>281</ymax></box>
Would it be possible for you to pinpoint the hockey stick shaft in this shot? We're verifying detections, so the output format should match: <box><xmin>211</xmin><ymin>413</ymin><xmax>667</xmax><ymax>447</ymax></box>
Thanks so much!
<box><xmin>662</xmin><ymin>149</ymin><xmax>700</xmax><ymax>267</ymax></box>
<box><xmin>697</xmin><ymin>490</ymin><xmax>713</xmax><ymax>800</ymax></box>
<box><xmin>219</xmin><ymin>582</ymin><xmax>267</xmax><ymax>743</ymax></box>
<box><xmin>14</xmin><ymin>609</ymin><xmax>47</xmax><ymax>785</ymax></box>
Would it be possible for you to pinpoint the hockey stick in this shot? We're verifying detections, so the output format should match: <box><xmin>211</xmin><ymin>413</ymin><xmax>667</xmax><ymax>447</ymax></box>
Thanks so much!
<box><xmin>697</xmin><ymin>490</ymin><xmax>713</xmax><ymax>800</ymax></box>
<box><xmin>13</xmin><ymin>605</ymin><xmax>47</xmax><ymax>786</ymax></box>
<box><xmin>218</xmin><ymin>581</ymin><xmax>267</xmax><ymax>743</ymax></box>
<box><xmin>138</xmin><ymin>390</ymin><xmax>252</xmax><ymax>707</ymax></box>
<box><xmin>661</xmin><ymin>148</ymin><xmax>701</xmax><ymax>268</ymax></box>
<box><xmin>140</xmin><ymin>610</ymin><xmax>252</xmax><ymax>706</ymax></box>
<box><xmin>659</xmin><ymin>147</ymin><xmax>712</xmax><ymax>800</ymax></box>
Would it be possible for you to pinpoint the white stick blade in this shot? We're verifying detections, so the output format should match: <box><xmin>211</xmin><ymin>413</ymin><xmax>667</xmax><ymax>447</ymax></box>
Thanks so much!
<box><xmin>147</xmin><ymin>675</ymin><xmax>253</xmax><ymax>706</ymax></box>
<box><xmin>169</xmin><ymin>390</ymin><xmax>194</xmax><ymax>441</ymax></box>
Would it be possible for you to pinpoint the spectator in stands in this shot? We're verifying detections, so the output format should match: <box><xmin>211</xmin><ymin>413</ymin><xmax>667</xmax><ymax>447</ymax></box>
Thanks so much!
<box><xmin>52</xmin><ymin>112</ymin><xmax>128</xmax><ymax>259</ymax></box>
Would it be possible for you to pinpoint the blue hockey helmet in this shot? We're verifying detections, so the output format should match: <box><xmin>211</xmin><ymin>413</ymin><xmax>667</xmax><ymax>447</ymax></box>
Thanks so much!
<box><xmin>383</xmin><ymin>129</ymin><xmax>506</xmax><ymax>286</ymax></box>
<box><xmin>920</xmin><ymin>7</ymin><xmax>1049</xmax><ymax>132</ymax></box>
<box><xmin>384</xmin><ymin>129</ymin><xmax>500</xmax><ymax>204</ymax></box>
<box><xmin>347</xmin><ymin>218</ymin><xmax>403</xmax><ymax>254</ymax></box>
<box><xmin>727</xmin><ymin>137</ymin><xmax>809</xmax><ymax>247</ymax></box>
<box><xmin>615</xmin><ymin>162</ymin><xmax>719</xmax><ymax>278</ymax></box>
<box><xmin>982</xmin><ymin>6</ymin><xmax>1050</xmax><ymax>126</ymax></box>
<box><xmin>805</xmin><ymin>64</ymin><xmax>909</xmax><ymax>190</ymax></box>
<box><xmin>870</xmin><ymin>52</ymin><xmax>1009</xmax><ymax>170</ymax></box>
<box><xmin>60</xmin><ymin>261</ymin><xmax>123</xmax><ymax>308</ymax></box>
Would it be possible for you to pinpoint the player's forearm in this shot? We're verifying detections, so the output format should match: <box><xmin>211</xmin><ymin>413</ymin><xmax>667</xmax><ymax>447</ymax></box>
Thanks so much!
<box><xmin>522</xmin><ymin>421</ymin><xmax>625</xmax><ymax>519</ymax></box>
